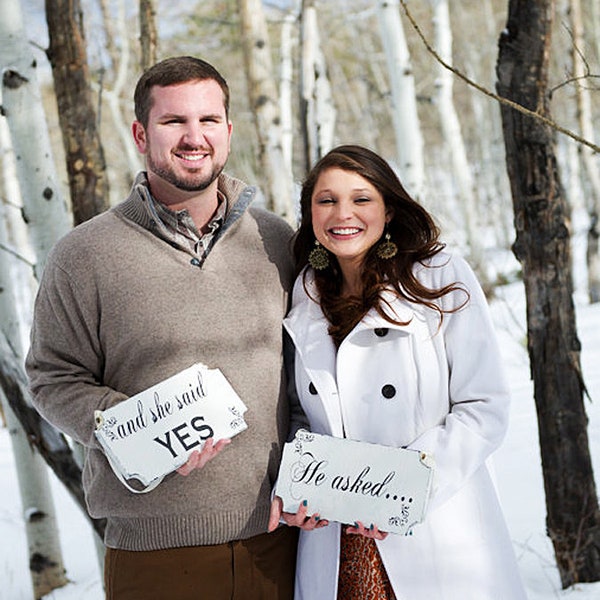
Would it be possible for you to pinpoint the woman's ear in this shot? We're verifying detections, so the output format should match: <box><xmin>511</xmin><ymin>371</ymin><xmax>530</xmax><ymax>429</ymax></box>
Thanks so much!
<box><xmin>385</xmin><ymin>207</ymin><xmax>394</xmax><ymax>224</ymax></box>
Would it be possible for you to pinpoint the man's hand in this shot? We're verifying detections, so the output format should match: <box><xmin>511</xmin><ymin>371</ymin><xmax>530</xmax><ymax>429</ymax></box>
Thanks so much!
<box><xmin>176</xmin><ymin>438</ymin><xmax>231</xmax><ymax>476</ymax></box>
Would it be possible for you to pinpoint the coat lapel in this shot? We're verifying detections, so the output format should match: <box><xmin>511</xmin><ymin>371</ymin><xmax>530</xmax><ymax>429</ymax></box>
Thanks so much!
<box><xmin>284</xmin><ymin>276</ymin><xmax>342</xmax><ymax>434</ymax></box>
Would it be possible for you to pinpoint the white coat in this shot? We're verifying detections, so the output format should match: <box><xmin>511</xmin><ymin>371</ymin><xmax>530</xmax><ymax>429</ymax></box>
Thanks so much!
<box><xmin>283</xmin><ymin>252</ymin><xmax>527</xmax><ymax>600</ymax></box>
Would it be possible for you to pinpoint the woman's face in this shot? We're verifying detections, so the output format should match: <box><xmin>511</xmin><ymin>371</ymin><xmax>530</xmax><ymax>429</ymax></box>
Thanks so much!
<box><xmin>311</xmin><ymin>167</ymin><xmax>391</xmax><ymax>273</ymax></box>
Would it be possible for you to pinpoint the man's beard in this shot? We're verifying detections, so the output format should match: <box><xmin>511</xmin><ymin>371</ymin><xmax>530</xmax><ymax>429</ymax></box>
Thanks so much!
<box><xmin>147</xmin><ymin>154</ymin><xmax>225</xmax><ymax>192</ymax></box>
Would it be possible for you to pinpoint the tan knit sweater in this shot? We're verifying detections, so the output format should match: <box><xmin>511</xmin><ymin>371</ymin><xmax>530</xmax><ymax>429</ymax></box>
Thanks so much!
<box><xmin>26</xmin><ymin>173</ymin><xmax>295</xmax><ymax>550</ymax></box>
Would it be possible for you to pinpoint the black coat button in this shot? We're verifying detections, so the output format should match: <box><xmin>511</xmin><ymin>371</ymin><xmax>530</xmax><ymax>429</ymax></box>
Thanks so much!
<box><xmin>374</xmin><ymin>328</ymin><xmax>389</xmax><ymax>337</ymax></box>
<box><xmin>308</xmin><ymin>382</ymin><xmax>318</xmax><ymax>395</ymax></box>
<box><xmin>381</xmin><ymin>384</ymin><xmax>396</xmax><ymax>399</ymax></box>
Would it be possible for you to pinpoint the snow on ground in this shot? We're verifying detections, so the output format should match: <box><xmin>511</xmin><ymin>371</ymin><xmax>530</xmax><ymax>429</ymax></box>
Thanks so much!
<box><xmin>1</xmin><ymin>281</ymin><xmax>600</xmax><ymax>599</ymax></box>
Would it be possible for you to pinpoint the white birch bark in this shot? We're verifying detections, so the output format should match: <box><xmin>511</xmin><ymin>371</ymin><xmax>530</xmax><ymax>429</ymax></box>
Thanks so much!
<box><xmin>466</xmin><ymin>62</ymin><xmax>510</xmax><ymax>250</ymax></box>
<box><xmin>0</xmin><ymin>1</ymin><xmax>73</xmax><ymax>596</ymax></box>
<box><xmin>562</xmin><ymin>138</ymin><xmax>589</xmax><ymax>301</ymax></box>
<box><xmin>591</xmin><ymin>0</ymin><xmax>600</xmax><ymax>69</ymax></box>
<box><xmin>300</xmin><ymin>0</ymin><xmax>336</xmax><ymax>169</ymax></box>
<box><xmin>280</xmin><ymin>12</ymin><xmax>296</xmax><ymax>178</ymax></box>
<box><xmin>376</xmin><ymin>0</ymin><xmax>425</xmax><ymax>199</ymax></box>
<box><xmin>96</xmin><ymin>0</ymin><xmax>143</xmax><ymax>190</ymax></box>
<box><xmin>0</xmin><ymin>105</ymin><xmax>68</xmax><ymax>600</ymax></box>
<box><xmin>238</xmin><ymin>0</ymin><xmax>295</xmax><ymax>221</ymax></box>
<box><xmin>430</xmin><ymin>0</ymin><xmax>486</xmax><ymax>281</ymax></box>
<box><xmin>464</xmin><ymin>0</ymin><xmax>512</xmax><ymax>251</ymax></box>
<box><xmin>1</xmin><ymin>0</ymin><xmax>72</xmax><ymax>278</ymax></box>
<box><xmin>0</xmin><ymin>107</ymin><xmax>36</xmax><ymax>353</ymax></box>
<box><xmin>332</xmin><ymin>63</ymin><xmax>378</xmax><ymax>150</ymax></box>
<box><xmin>570</xmin><ymin>0</ymin><xmax>600</xmax><ymax>301</ymax></box>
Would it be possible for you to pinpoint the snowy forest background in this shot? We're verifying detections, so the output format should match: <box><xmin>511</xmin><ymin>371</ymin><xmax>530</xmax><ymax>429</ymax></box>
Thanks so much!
<box><xmin>1</xmin><ymin>0</ymin><xmax>600</xmax><ymax>598</ymax></box>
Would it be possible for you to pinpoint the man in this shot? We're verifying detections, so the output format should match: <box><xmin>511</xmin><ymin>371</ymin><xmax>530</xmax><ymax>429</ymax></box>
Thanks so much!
<box><xmin>25</xmin><ymin>56</ymin><xmax>297</xmax><ymax>599</ymax></box>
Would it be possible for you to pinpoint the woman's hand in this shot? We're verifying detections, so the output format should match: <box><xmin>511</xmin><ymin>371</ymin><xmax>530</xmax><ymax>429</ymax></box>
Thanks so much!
<box><xmin>345</xmin><ymin>520</ymin><xmax>388</xmax><ymax>541</ymax></box>
<box><xmin>268</xmin><ymin>496</ymin><xmax>329</xmax><ymax>532</ymax></box>
<box><xmin>176</xmin><ymin>438</ymin><xmax>231</xmax><ymax>476</ymax></box>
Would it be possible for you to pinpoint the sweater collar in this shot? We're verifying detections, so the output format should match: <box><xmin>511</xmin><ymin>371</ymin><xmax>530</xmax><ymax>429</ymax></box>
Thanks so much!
<box><xmin>114</xmin><ymin>171</ymin><xmax>256</xmax><ymax>237</ymax></box>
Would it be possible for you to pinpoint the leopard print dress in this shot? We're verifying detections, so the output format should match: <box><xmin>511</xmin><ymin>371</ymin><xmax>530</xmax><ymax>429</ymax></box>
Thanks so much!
<box><xmin>337</xmin><ymin>529</ymin><xmax>396</xmax><ymax>599</ymax></box>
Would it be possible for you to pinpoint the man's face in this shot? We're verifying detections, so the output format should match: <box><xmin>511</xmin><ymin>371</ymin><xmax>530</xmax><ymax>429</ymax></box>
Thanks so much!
<box><xmin>132</xmin><ymin>79</ymin><xmax>232</xmax><ymax>201</ymax></box>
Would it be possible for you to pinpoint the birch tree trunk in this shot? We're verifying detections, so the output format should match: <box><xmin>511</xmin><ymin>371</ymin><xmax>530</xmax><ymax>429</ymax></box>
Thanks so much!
<box><xmin>0</xmin><ymin>31</ymin><xmax>68</xmax><ymax>598</ymax></box>
<box><xmin>1</xmin><ymin>17</ymin><xmax>72</xmax><ymax>279</ymax></box>
<box><xmin>96</xmin><ymin>0</ymin><xmax>142</xmax><ymax>192</ymax></box>
<box><xmin>0</xmin><ymin>99</ymin><xmax>65</xmax><ymax>600</ymax></box>
<box><xmin>280</xmin><ymin>12</ymin><xmax>296</xmax><ymax>181</ymax></box>
<box><xmin>238</xmin><ymin>0</ymin><xmax>295</xmax><ymax>221</ymax></box>
<box><xmin>45</xmin><ymin>0</ymin><xmax>110</xmax><ymax>226</ymax></box>
<box><xmin>0</xmin><ymin>0</ymin><xmax>110</xmax><ymax>593</ymax></box>
<box><xmin>98</xmin><ymin>0</ymin><xmax>118</xmax><ymax>63</ymax></box>
<box><xmin>98</xmin><ymin>0</ymin><xmax>142</xmax><ymax>188</ymax></box>
<box><xmin>376</xmin><ymin>0</ymin><xmax>425</xmax><ymax>199</ymax></box>
<box><xmin>0</xmin><ymin>334</ymin><xmax>103</xmax><ymax>538</ymax></box>
<box><xmin>139</xmin><ymin>0</ymin><xmax>158</xmax><ymax>71</ymax></box>
<box><xmin>430</xmin><ymin>0</ymin><xmax>487</xmax><ymax>284</ymax></box>
<box><xmin>0</xmin><ymin>215</ymin><xmax>68</xmax><ymax>598</ymax></box>
<box><xmin>0</xmin><ymin>399</ymin><xmax>65</xmax><ymax>600</ymax></box>
<box><xmin>0</xmin><ymin>2</ymin><xmax>72</xmax><ymax>595</ymax></box>
<box><xmin>591</xmin><ymin>0</ymin><xmax>600</xmax><ymax>67</ymax></box>
<box><xmin>300</xmin><ymin>0</ymin><xmax>336</xmax><ymax>172</ymax></box>
<box><xmin>329</xmin><ymin>60</ymin><xmax>378</xmax><ymax>151</ymax></box>
<box><xmin>569</xmin><ymin>0</ymin><xmax>600</xmax><ymax>302</ymax></box>
<box><xmin>472</xmin><ymin>0</ymin><xmax>511</xmax><ymax>249</ymax></box>
<box><xmin>0</xmin><ymin>116</ymin><xmax>35</xmax><ymax>350</ymax></box>
<box><xmin>497</xmin><ymin>0</ymin><xmax>600</xmax><ymax>586</ymax></box>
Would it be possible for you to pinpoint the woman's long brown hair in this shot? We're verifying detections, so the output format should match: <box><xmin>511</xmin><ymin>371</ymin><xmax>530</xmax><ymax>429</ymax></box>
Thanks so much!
<box><xmin>293</xmin><ymin>144</ymin><xmax>467</xmax><ymax>347</ymax></box>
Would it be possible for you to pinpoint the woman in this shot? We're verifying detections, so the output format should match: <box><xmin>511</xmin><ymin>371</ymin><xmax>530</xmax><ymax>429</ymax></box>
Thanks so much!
<box><xmin>269</xmin><ymin>145</ymin><xmax>527</xmax><ymax>599</ymax></box>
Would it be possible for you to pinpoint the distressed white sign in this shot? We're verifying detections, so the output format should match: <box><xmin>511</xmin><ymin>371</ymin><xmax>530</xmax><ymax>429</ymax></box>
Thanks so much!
<box><xmin>94</xmin><ymin>363</ymin><xmax>247</xmax><ymax>491</ymax></box>
<box><xmin>276</xmin><ymin>430</ymin><xmax>434</xmax><ymax>535</ymax></box>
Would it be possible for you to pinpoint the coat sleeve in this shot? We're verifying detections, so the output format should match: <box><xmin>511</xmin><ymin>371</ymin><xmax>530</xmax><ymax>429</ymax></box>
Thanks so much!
<box><xmin>25</xmin><ymin>248</ymin><xmax>127</xmax><ymax>449</ymax></box>
<box><xmin>407</xmin><ymin>255</ymin><xmax>510</xmax><ymax>511</ymax></box>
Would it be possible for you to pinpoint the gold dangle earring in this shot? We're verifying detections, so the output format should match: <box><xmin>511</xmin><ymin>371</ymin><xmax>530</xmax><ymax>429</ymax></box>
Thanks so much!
<box><xmin>376</xmin><ymin>230</ymin><xmax>398</xmax><ymax>260</ymax></box>
<box><xmin>308</xmin><ymin>240</ymin><xmax>330</xmax><ymax>270</ymax></box>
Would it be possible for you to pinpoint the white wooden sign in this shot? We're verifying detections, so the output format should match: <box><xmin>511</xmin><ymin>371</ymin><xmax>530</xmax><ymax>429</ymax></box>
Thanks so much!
<box><xmin>94</xmin><ymin>363</ymin><xmax>247</xmax><ymax>492</ymax></box>
<box><xmin>275</xmin><ymin>430</ymin><xmax>434</xmax><ymax>535</ymax></box>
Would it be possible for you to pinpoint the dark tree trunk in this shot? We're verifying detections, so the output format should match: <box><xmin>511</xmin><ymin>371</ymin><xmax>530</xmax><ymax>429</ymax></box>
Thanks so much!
<box><xmin>45</xmin><ymin>0</ymin><xmax>109</xmax><ymax>225</ymax></box>
<box><xmin>496</xmin><ymin>0</ymin><xmax>600</xmax><ymax>587</ymax></box>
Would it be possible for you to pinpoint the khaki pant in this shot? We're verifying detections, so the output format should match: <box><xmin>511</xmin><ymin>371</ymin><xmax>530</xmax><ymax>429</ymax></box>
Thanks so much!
<box><xmin>104</xmin><ymin>526</ymin><xmax>298</xmax><ymax>600</ymax></box>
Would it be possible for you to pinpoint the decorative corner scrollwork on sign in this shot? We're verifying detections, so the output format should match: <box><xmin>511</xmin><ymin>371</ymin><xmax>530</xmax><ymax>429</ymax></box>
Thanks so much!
<box><xmin>95</xmin><ymin>413</ymin><xmax>118</xmax><ymax>442</ymax></box>
<box><xmin>388</xmin><ymin>515</ymin><xmax>403</xmax><ymax>527</ymax></box>
<box><xmin>228</xmin><ymin>405</ymin><xmax>245</xmax><ymax>431</ymax></box>
<box><xmin>294</xmin><ymin>429</ymin><xmax>314</xmax><ymax>453</ymax></box>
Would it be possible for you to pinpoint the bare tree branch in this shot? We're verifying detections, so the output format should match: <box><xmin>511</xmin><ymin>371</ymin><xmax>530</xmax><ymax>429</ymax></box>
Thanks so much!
<box><xmin>399</xmin><ymin>0</ymin><xmax>600</xmax><ymax>154</ymax></box>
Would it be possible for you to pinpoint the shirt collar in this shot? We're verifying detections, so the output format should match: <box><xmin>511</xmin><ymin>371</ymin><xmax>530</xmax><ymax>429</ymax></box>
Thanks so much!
<box><xmin>143</xmin><ymin>190</ymin><xmax>228</xmax><ymax>255</ymax></box>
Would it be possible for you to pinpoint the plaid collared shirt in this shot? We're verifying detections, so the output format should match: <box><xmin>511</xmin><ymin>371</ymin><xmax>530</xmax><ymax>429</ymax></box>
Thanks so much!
<box><xmin>144</xmin><ymin>191</ymin><xmax>228</xmax><ymax>259</ymax></box>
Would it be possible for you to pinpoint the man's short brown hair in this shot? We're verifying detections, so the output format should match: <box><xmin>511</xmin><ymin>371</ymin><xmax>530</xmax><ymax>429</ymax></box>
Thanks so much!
<box><xmin>134</xmin><ymin>56</ymin><xmax>230</xmax><ymax>127</ymax></box>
